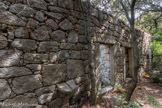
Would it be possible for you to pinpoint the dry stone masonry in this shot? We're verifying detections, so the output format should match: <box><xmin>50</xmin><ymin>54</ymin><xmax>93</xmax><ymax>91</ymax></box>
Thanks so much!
<box><xmin>0</xmin><ymin>0</ymin><xmax>150</xmax><ymax>107</ymax></box>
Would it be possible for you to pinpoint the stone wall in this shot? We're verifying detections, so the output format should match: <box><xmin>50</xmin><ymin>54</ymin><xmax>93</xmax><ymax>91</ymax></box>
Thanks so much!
<box><xmin>0</xmin><ymin>0</ymin><xmax>150</xmax><ymax>108</ymax></box>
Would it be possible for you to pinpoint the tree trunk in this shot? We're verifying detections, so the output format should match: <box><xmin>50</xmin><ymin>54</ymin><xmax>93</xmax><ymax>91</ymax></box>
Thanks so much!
<box><xmin>86</xmin><ymin>0</ymin><xmax>98</xmax><ymax>105</ymax></box>
<box><xmin>126</xmin><ymin>23</ymin><xmax>139</xmax><ymax>101</ymax></box>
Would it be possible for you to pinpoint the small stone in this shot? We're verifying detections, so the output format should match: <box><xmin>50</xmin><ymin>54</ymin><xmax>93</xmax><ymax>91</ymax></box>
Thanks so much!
<box><xmin>15</xmin><ymin>27</ymin><xmax>29</xmax><ymax>38</ymax></box>
<box><xmin>8</xmin><ymin>32</ymin><xmax>14</xmax><ymax>39</ymax></box>
<box><xmin>29</xmin><ymin>0</ymin><xmax>47</xmax><ymax>10</ymax></box>
<box><xmin>12</xmin><ymin>75</ymin><xmax>42</xmax><ymax>94</ymax></box>
<box><xmin>48</xmin><ymin>6</ymin><xmax>69</xmax><ymax>13</ymax></box>
<box><xmin>31</xmin><ymin>26</ymin><xmax>49</xmax><ymax>41</ymax></box>
<box><xmin>78</xmin><ymin>35</ymin><xmax>88</xmax><ymax>44</ymax></box>
<box><xmin>0</xmin><ymin>11</ymin><xmax>26</xmax><ymax>26</ymax></box>
<box><xmin>26</xmin><ymin>64</ymin><xmax>42</xmax><ymax>71</ymax></box>
<box><xmin>0</xmin><ymin>79</ymin><xmax>11</xmax><ymax>101</ymax></box>
<box><xmin>35</xmin><ymin>85</ymin><xmax>56</xmax><ymax>96</ymax></box>
<box><xmin>37</xmin><ymin>93</ymin><xmax>53</xmax><ymax>104</ymax></box>
<box><xmin>44</xmin><ymin>11</ymin><xmax>64</xmax><ymax>20</ymax></box>
<box><xmin>35</xmin><ymin>105</ymin><xmax>48</xmax><ymax>108</ymax></box>
<box><xmin>46</xmin><ymin>0</ymin><xmax>57</xmax><ymax>5</ymax></box>
<box><xmin>0</xmin><ymin>50</ymin><xmax>22</xmax><ymax>67</ymax></box>
<box><xmin>46</xmin><ymin>19</ymin><xmax>58</xmax><ymax>30</ymax></box>
<box><xmin>0</xmin><ymin>67</ymin><xmax>32</xmax><ymax>78</ymax></box>
<box><xmin>59</xmin><ymin>19</ymin><xmax>73</xmax><ymax>30</ymax></box>
<box><xmin>70</xmin><ymin>51</ymin><xmax>80</xmax><ymax>59</ymax></box>
<box><xmin>42</xmin><ymin>64</ymin><xmax>66</xmax><ymax>85</ymax></box>
<box><xmin>38</xmin><ymin>41</ymin><xmax>59</xmax><ymax>52</ymax></box>
<box><xmin>27</xmin><ymin>18</ymin><xmax>39</xmax><ymax>29</ymax></box>
<box><xmin>51</xmin><ymin>30</ymin><xmax>66</xmax><ymax>42</ymax></box>
<box><xmin>0</xmin><ymin>2</ymin><xmax>8</xmax><ymax>10</ymax></box>
<box><xmin>9</xmin><ymin>4</ymin><xmax>36</xmax><ymax>17</ymax></box>
<box><xmin>35</xmin><ymin>11</ymin><xmax>45</xmax><ymax>22</ymax></box>
<box><xmin>24</xmin><ymin>53</ymin><xmax>48</xmax><ymax>64</ymax></box>
<box><xmin>0</xmin><ymin>35</ymin><xmax>7</xmax><ymax>49</ymax></box>
<box><xmin>67</xmin><ymin>60</ymin><xmax>84</xmax><ymax>79</ymax></box>
<box><xmin>68</xmin><ymin>31</ymin><xmax>78</xmax><ymax>43</ymax></box>
<box><xmin>60</xmin><ymin>43</ymin><xmax>76</xmax><ymax>50</ymax></box>
<box><xmin>11</xmin><ymin>39</ymin><xmax>37</xmax><ymax>51</ymax></box>
<box><xmin>58</xmin><ymin>0</ymin><xmax>73</xmax><ymax>9</ymax></box>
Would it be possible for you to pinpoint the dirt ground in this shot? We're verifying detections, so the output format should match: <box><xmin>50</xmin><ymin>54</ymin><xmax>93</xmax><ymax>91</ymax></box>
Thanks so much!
<box><xmin>82</xmin><ymin>76</ymin><xmax>162</xmax><ymax>108</ymax></box>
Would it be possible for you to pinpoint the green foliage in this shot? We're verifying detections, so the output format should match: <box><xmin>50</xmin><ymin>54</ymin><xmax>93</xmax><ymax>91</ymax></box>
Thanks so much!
<box><xmin>115</xmin><ymin>84</ymin><xmax>125</xmax><ymax>93</ymax></box>
<box><xmin>151</xmin><ymin>41</ymin><xmax>162</xmax><ymax>56</ymax></box>
<box><xmin>151</xmin><ymin>72</ymin><xmax>162</xmax><ymax>84</ymax></box>
<box><xmin>147</xmin><ymin>96</ymin><xmax>162</xmax><ymax>108</ymax></box>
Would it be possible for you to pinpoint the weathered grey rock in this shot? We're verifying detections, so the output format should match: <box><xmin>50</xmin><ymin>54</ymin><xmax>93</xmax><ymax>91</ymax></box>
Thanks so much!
<box><xmin>70</xmin><ymin>51</ymin><xmax>80</xmax><ymax>59</ymax></box>
<box><xmin>35</xmin><ymin>85</ymin><xmax>56</xmax><ymax>96</ymax></box>
<box><xmin>0</xmin><ymin>50</ymin><xmax>22</xmax><ymax>67</ymax></box>
<box><xmin>45</xmin><ymin>0</ymin><xmax>57</xmax><ymax>5</ymax></box>
<box><xmin>46</xmin><ymin>19</ymin><xmax>58</xmax><ymax>30</ymax></box>
<box><xmin>27</xmin><ymin>18</ymin><xmax>39</xmax><ymax>29</ymax></box>
<box><xmin>15</xmin><ymin>27</ymin><xmax>29</xmax><ymax>38</ymax></box>
<box><xmin>68</xmin><ymin>31</ymin><xmax>78</xmax><ymax>43</ymax></box>
<box><xmin>59</xmin><ymin>19</ymin><xmax>73</xmax><ymax>30</ymax></box>
<box><xmin>44</xmin><ymin>11</ymin><xmax>64</xmax><ymax>20</ymax></box>
<box><xmin>26</xmin><ymin>64</ymin><xmax>42</xmax><ymax>71</ymax></box>
<box><xmin>58</xmin><ymin>0</ymin><xmax>73</xmax><ymax>9</ymax></box>
<box><xmin>8</xmin><ymin>32</ymin><xmax>15</xmax><ymax>39</ymax></box>
<box><xmin>31</xmin><ymin>26</ymin><xmax>49</xmax><ymax>41</ymax></box>
<box><xmin>74</xmin><ymin>24</ymin><xmax>85</xmax><ymax>35</ymax></box>
<box><xmin>68</xmin><ymin>16</ymin><xmax>77</xmax><ymax>24</ymax></box>
<box><xmin>48</xmin><ymin>6</ymin><xmax>69</xmax><ymax>13</ymax></box>
<box><xmin>0</xmin><ymin>11</ymin><xmax>25</xmax><ymax>26</ymax></box>
<box><xmin>24</xmin><ymin>53</ymin><xmax>48</xmax><ymax>64</ymax></box>
<box><xmin>11</xmin><ymin>39</ymin><xmax>37</xmax><ymax>51</ymax></box>
<box><xmin>49</xmin><ymin>98</ymin><xmax>63</xmax><ymax>108</ymax></box>
<box><xmin>57</xmin><ymin>80</ymin><xmax>78</xmax><ymax>94</ymax></box>
<box><xmin>75</xmin><ymin>75</ymin><xmax>89</xmax><ymax>84</ymax></box>
<box><xmin>78</xmin><ymin>35</ymin><xmax>88</xmax><ymax>44</ymax></box>
<box><xmin>51</xmin><ymin>30</ymin><xmax>66</xmax><ymax>42</ymax></box>
<box><xmin>35</xmin><ymin>11</ymin><xmax>45</xmax><ymax>22</ymax></box>
<box><xmin>12</xmin><ymin>75</ymin><xmax>42</xmax><ymax>94</ymax></box>
<box><xmin>37</xmin><ymin>93</ymin><xmax>54</xmax><ymax>104</ymax></box>
<box><xmin>80</xmin><ymin>50</ymin><xmax>88</xmax><ymax>60</ymax></box>
<box><xmin>67</xmin><ymin>60</ymin><xmax>84</xmax><ymax>79</ymax></box>
<box><xmin>0</xmin><ymin>35</ymin><xmax>7</xmax><ymax>49</ymax></box>
<box><xmin>9</xmin><ymin>4</ymin><xmax>36</xmax><ymax>17</ymax></box>
<box><xmin>60</xmin><ymin>43</ymin><xmax>76</xmax><ymax>50</ymax></box>
<box><xmin>0</xmin><ymin>79</ymin><xmax>11</xmax><ymax>101</ymax></box>
<box><xmin>42</xmin><ymin>64</ymin><xmax>66</xmax><ymax>85</ymax></box>
<box><xmin>1</xmin><ymin>95</ymin><xmax>38</xmax><ymax>108</ymax></box>
<box><xmin>50</xmin><ymin>50</ymin><xmax>69</xmax><ymax>63</ymax></box>
<box><xmin>0</xmin><ymin>67</ymin><xmax>32</xmax><ymax>78</ymax></box>
<box><xmin>0</xmin><ymin>2</ymin><xmax>8</xmax><ymax>10</ymax></box>
<box><xmin>29</xmin><ymin>0</ymin><xmax>47</xmax><ymax>10</ymax></box>
<box><xmin>38</xmin><ymin>41</ymin><xmax>59</xmax><ymax>52</ymax></box>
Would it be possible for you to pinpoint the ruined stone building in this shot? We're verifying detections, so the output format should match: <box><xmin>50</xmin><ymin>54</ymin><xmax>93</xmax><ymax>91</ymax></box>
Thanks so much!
<box><xmin>0</xmin><ymin>0</ymin><xmax>150</xmax><ymax>108</ymax></box>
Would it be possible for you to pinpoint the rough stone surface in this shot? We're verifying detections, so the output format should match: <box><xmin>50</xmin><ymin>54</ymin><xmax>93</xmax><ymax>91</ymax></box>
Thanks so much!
<box><xmin>67</xmin><ymin>60</ymin><xmax>84</xmax><ymax>79</ymax></box>
<box><xmin>0</xmin><ymin>50</ymin><xmax>22</xmax><ymax>67</ymax></box>
<box><xmin>1</xmin><ymin>95</ymin><xmax>38</xmax><ymax>108</ymax></box>
<box><xmin>31</xmin><ymin>26</ymin><xmax>49</xmax><ymax>41</ymax></box>
<box><xmin>58</xmin><ymin>0</ymin><xmax>73</xmax><ymax>9</ymax></box>
<box><xmin>15</xmin><ymin>27</ymin><xmax>29</xmax><ymax>38</ymax></box>
<box><xmin>38</xmin><ymin>41</ymin><xmax>59</xmax><ymax>52</ymax></box>
<box><xmin>42</xmin><ymin>64</ymin><xmax>66</xmax><ymax>85</ymax></box>
<box><xmin>26</xmin><ymin>64</ymin><xmax>42</xmax><ymax>71</ymax></box>
<box><xmin>0</xmin><ymin>79</ymin><xmax>11</xmax><ymax>101</ymax></box>
<box><xmin>11</xmin><ymin>39</ymin><xmax>37</xmax><ymax>51</ymax></box>
<box><xmin>44</xmin><ymin>11</ymin><xmax>64</xmax><ymax>20</ymax></box>
<box><xmin>0</xmin><ymin>35</ymin><xmax>7</xmax><ymax>49</ymax></box>
<box><xmin>68</xmin><ymin>31</ymin><xmax>78</xmax><ymax>43</ymax></box>
<box><xmin>0</xmin><ymin>11</ymin><xmax>26</xmax><ymax>26</ymax></box>
<box><xmin>24</xmin><ymin>53</ymin><xmax>48</xmax><ymax>64</ymax></box>
<box><xmin>12</xmin><ymin>75</ymin><xmax>42</xmax><ymax>94</ymax></box>
<box><xmin>59</xmin><ymin>19</ymin><xmax>73</xmax><ymax>30</ymax></box>
<box><xmin>35</xmin><ymin>85</ymin><xmax>56</xmax><ymax>96</ymax></box>
<box><xmin>49</xmin><ymin>98</ymin><xmax>63</xmax><ymax>108</ymax></box>
<box><xmin>0</xmin><ymin>67</ymin><xmax>32</xmax><ymax>78</ymax></box>
<box><xmin>9</xmin><ymin>4</ymin><xmax>36</xmax><ymax>17</ymax></box>
<box><xmin>35</xmin><ymin>11</ymin><xmax>45</xmax><ymax>22</ymax></box>
<box><xmin>29</xmin><ymin>0</ymin><xmax>47</xmax><ymax>10</ymax></box>
<box><xmin>46</xmin><ymin>19</ymin><xmax>58</xmax><ymax>30</ymax></box>
<box><xmin>51</xmin><ymin>30</ymin><xmax>66</xmax><ymax>42</ymax></box>
<box><xmin>27</xmin><ymin>18</ymin><xmax>39</xmax><ymax>29</ymax></box>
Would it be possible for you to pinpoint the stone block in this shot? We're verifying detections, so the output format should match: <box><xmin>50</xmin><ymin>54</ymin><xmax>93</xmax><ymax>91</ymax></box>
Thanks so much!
<box><xmin>51</xmin><ymin>30</ymin><xmax>66</xmax><ymax>42</ymax></box>
<box><xmin>59</xmin><ymin>19</ymin><xmax>73</xmax><ymax>30</ymax></box>
<box><xmin>0</xmin><ymin>35</ymin><xmax>7</xmax><ymax>49</ymax></box>
<box><xmin>42</xmin><ymin>64</ymin><xmax>66</xmax><ymax>85</ymax></box>
<box><xmin>38</xmin><ymin>41</ymin><xmax>59</xmax><ymax>52</ymax></box>
<box><xmin>67</xmin><ymin>60</ymin><xmax>84</xmax><ymax>79</ymax></box>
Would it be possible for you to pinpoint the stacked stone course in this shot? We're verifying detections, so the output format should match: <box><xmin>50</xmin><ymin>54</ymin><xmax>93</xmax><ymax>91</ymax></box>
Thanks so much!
<box><xmin>0</xmin><ymin>0</ymin><xmax>150</xmax><ymax>107</ymax></box>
